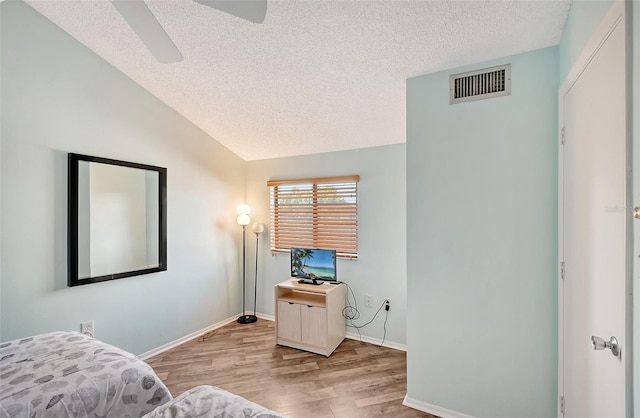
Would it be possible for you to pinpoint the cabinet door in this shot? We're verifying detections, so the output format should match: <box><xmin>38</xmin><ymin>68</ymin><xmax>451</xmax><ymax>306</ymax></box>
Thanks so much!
<box><xmin>277</xmin><ymin>301</ymin><xmax>301</xmax><ymax>341</ymax></box>
<box><xmin>301</xmin><ymin>305</ymin><xmax>327</xmax><ymax>347</ymax></box>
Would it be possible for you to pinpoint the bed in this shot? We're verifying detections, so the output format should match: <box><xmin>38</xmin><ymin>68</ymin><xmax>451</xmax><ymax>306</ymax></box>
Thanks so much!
<box><xmin>143</xmin><ymin>385</ymin><xmax>286</xmax><ymax>418</ymax></box>
<box><xmin>0</xmin><ymin>330</ymin><xmax>288</xmax><ymax>418</ymax></box>
<box><xmin>0</xmin><ymin>330</ymin><xmax>171</xmax><ymax>417</ymax></box>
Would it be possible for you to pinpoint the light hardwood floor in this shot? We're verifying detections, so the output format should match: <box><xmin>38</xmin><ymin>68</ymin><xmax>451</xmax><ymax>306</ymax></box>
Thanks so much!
<box><xmin>146</xmin><ymin>318</ymin><xmax>437</xmax><ymax>418</ymax></box>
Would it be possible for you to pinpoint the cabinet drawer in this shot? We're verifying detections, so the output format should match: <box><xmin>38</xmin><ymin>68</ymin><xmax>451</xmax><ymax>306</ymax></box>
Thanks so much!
<box><xmin>277</xmin><ymin>301</ymin><xmax>301</xmax><ymax>341</ymax></box>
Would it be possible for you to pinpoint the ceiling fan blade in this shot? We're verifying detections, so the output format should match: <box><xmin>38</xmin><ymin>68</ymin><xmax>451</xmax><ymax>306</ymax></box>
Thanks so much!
<box><xmin>193</xmin><ymin>0</ymin><xmax>267</xmax><ymax>24</ymax></box>
<box><xmin>112</xmin><ymin>0</ymin><xmax>183</xmax><ymax>63</ymax></box>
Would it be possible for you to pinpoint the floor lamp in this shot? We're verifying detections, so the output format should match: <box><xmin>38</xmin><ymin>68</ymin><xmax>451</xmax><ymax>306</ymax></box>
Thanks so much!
<box><xmin>250</xmin><ymin>222</ymin><xmax>265</xmax><ymax>319</ymax></box>
<box><xmin>237</xmin><ymin>205</ymin><xmax>256</xmax><ymax>324</ymax></box>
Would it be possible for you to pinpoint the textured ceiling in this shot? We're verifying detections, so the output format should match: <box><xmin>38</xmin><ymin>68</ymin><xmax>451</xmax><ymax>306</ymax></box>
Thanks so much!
<box><xmin>24</xmin><ymin>0</ymin><xmax>570</xmax><ymax>161</ymax></box>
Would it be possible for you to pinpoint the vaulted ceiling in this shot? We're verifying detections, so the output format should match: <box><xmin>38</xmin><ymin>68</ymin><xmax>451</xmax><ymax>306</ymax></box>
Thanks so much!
<box><xmin>25</xmin><ymin>0</ymin><xmax>570</xmax><ymax>160</ymax></box>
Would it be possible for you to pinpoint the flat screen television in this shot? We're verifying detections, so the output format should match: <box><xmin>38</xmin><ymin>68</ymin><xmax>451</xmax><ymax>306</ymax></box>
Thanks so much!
<box><xmin>291</xmin><ymin>248</ymin><xmax>337</xmax><ymax>281</ymax></box>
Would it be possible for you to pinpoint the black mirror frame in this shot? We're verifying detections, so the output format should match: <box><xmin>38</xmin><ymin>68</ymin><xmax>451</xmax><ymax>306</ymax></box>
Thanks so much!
<box><xmin>68</xmin><ymin>153</ymin><xmax>167</xmax><ymax>287</ymax></box>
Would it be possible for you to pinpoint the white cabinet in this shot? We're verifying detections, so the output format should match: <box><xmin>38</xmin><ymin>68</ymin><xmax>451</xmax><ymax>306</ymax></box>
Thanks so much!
<box><xmin>301</xmin><ymin>305</ymin><xmax>327</xmax><ymax>348</ymax></box>
<box><xmin>275</xmin><ymin>279</ymin><xmax>346</xmax><ymax>357</ymax></box>
<box><xmin>276</xmin><ymin>301</ymin><xmax>301</xmax><ymax>341</ymax></box>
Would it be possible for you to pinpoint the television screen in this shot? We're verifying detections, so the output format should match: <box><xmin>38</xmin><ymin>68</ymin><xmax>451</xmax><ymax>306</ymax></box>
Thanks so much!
<box><xmin>291</xmin><ymin>248</ymin><xmax>337</xmax><ymax>281</ymax></box>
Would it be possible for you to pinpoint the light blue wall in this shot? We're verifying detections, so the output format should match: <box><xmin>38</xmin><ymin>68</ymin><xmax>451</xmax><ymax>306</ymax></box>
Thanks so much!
<box><xmin>246</xmin><ymin>145</ymin><xmax>407</xmax><ymax>347</ymax></box>
<box><xmin>406</xmin><ymin>47</ymin><xmax>559</xmax><ymax>417</ymax></box>
<box><xmin>559</xmin><ymin>0</ymin><xmax>614</xmax><ymax>80</ymax></box>
<box><xmin>0</xmin><ymin>1</ymin><xmax>246</xmax><ymax>354</ymax></box>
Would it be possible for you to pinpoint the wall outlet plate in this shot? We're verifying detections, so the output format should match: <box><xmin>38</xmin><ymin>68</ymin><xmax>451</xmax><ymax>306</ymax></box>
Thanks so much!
<box><xmin>81</xmin><ymin>320</ymin><xmax>94</xmax><ymax>336</ymax></box>
<box><xmin>365</xmin><ymin>295</ymin><xmax>373</xmax><ymax>308</ymax></box>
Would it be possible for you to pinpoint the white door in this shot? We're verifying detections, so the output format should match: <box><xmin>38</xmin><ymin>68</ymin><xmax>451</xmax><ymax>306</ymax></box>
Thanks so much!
<box><xmin>560</xmin><ymin>4</ymin><xmax>628</xmax><ymax>417</ymax></box>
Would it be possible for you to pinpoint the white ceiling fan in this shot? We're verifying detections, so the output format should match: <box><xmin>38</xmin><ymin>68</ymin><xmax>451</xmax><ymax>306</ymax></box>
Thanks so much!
<box><xmin>112</xmin><ymin>0</ymin><xmax>267</xmax><ymax>64</ymax></box>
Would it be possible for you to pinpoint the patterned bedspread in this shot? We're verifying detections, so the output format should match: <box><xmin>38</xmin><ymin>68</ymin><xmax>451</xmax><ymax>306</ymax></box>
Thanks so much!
<box><xmin>143</xmin><ymin>385</ymin><xmax>288</xmax><ymax>418</ymax></box>
<box><xmin>0</xmin><ymin>331</ymin><xmax>171</xmax><ymax>418</ymax></box>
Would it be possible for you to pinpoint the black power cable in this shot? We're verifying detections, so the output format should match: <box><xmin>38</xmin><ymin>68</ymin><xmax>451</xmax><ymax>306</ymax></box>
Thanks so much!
<box><xmin>342</xmin><ymin>282</ymin><xmax>389</xmax><ymax>347</ymax></box>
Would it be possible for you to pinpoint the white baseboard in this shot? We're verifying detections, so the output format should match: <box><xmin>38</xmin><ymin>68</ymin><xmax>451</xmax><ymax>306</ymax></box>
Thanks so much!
<box><xmin>138</xmin><ymin>313</ymin><xmax>405</xmax><ymax>360</ymax></box>
<box><xmin>403</xmin><ymin>395</ymin><xmax>476</xmax><ymax>418</ymax></box>
<box><xmin>256</xmin><ymin>313</ymin><xmax>274</xmax><ymax>321</ymax></box>
<box><xmin>138</xmin><ymin>314</ymin><xmax>239</xmax><ymax>360</ymax></box>
<box><xmin>345</xmin><ymin>331</ymin><xmax>406</xmax><ymax>351</ymax></box>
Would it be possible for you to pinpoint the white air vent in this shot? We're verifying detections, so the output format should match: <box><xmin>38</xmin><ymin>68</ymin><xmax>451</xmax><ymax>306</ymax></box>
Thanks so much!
<box><xmin>450</xmin><ymin>64</ymin><xmax>511</xmax><ymax>104</ymax></box>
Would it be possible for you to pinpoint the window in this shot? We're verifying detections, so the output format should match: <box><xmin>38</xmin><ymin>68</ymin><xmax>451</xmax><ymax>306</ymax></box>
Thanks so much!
<box><xmin>267</xmin><ymin>175</ymin><xmax>359</xmax><ymax>259</ymax></box>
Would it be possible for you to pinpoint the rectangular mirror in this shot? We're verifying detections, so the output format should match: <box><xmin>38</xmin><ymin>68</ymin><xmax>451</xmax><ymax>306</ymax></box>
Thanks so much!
<box><xmin>68</xmin><ymin>153</ymin><xmax>167</xmax><ymax>286</ymax></box>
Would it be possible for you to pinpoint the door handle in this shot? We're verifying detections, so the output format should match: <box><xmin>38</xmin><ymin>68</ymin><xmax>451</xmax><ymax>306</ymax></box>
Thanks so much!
<box><xmin>591</xmin><ymin>335</ymin><xmax>621</xmax><ymax>358</ymax></box>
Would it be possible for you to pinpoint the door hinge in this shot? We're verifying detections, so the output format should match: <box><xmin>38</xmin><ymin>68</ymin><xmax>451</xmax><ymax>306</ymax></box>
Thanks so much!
<box><xmin>560</xmin><ymin>395</ymin><xmax>565</xmax><ymax>415</ymax></box>
<box><xmin>560</xmin><ymin>261</ymin><xmax>565</xmax><ymax>280</ymax></box>
<box><xmin>561</xmin><ymin>127</ymin><xmax>566</xmax><ymax>146</ymax></box>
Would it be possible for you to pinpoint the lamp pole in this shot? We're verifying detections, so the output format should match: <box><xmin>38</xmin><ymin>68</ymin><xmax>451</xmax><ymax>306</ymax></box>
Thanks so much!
<box><xmin>236</xmin><ymin>207</ymin><xmax>255</xmax><ymax>324</ymax></box>
<box><xmin>251</xmin><ymin>223</ymin><xmax>265</xmax><ymax>318</ymax></box>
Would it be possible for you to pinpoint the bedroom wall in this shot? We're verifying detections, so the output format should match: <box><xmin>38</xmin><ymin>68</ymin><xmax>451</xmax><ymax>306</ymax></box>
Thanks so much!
<box><xmin>245</xmin><ymin>144</ymin><xmax>407</xmax><ymax>347</ymax></box>
<box><xmin>0</xmin><ymin>1</ymin><xmax>246</xmax><ymax>354</ymax></box>
<box><xmin>406</xmin><ymin>46</ymin><xmax>558</xmax><ymax>417</ymax></box>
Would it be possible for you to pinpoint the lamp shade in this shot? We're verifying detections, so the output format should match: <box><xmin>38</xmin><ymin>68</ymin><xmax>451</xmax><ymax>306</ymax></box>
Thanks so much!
<box><xmin>237</xmin><ymin>214</ymin><xmax>250</xmax><ymax>226</ymax></box>
<box><xmin>251</xmin><ymin>222</ymin><xmax>265</xmax><ymax>234</ymax></box>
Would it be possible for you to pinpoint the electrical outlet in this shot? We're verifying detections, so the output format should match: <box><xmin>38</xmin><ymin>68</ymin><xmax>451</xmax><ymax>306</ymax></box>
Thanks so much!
<box><xmin>365</xmin><ymin>295</ymin><xmax>373</xmax><ymax>308</ymax></box>
<box><xmin>81</xmin><ymin>320</ymin><xmax>94</xmax><ymax>337</ymax></box>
